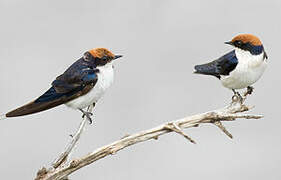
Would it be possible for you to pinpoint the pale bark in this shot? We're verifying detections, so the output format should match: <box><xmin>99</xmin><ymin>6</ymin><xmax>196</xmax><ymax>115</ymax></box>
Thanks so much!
<box><xmin>35</xmin><ymin>95</ymin><xmax>263</xmax><ymax>180</ymax></box>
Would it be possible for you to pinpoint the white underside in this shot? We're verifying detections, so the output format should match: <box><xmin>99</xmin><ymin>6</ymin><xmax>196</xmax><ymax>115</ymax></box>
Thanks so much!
<box><xmin>221</xmin><ymin>48</ymin><xmax>267</xmax><ymax>89</ymax></box>
<box><xmin>65</xmin><ymin>62</ymin><xmax>114</xmax><ymax>109</ymax></box>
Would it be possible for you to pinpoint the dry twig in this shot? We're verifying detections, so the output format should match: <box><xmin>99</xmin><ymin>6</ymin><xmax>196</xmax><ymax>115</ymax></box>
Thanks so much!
<box><xmin>35</xmin><ymin>93</ymin><xmax>263</xmax><ymax>180</ymax></box>
<box><xmin>36</xmin><ymin>105</ymin><xmax>94</xmax><ymax>180</ymax></box>
<box><xmin>52</xmin><ymin>105</ymin><xmax>94</xmax><ymax>168</ymax></box>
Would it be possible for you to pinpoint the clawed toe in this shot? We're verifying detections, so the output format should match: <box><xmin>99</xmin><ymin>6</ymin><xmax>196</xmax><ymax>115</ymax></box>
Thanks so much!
<box><xmin>82</xmin><ymin>112</ymin><xmax>93</xmax><ymax>118</ymax></box>
<box><xmin>87</xmin><ymin>116</ymin><xmax>93</xmax><ymax>124</ymax></box>
<box><xmin>79</xmin><ymin>109</ymin><xmax>94</xmax><ymax>124</ymax></box>
<box><xmin>246</xmin><ymin>86</ymin><xmax>254</xmax><ymax>95</ymax></box>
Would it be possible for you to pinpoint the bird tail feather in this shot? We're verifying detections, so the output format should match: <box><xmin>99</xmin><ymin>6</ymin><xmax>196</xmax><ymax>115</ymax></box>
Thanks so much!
<box><xmin>194</xmin><ymin>64</ymin><xmax>216</xmax><ymax>75</ymax></box>
<box><xmin>0</xmin><ymin>114</ymin><xmax>7</xmax><ymax>121</ymax></box>
<box><xmin>194</xmin><ymin>62</ymin><xmax>220</xmax><ymax>79</ymax></box>
<box><xmin>5</xmin><ymin>99</ymin><xmax>66</xmax><ymax>118</ymax></box>
<box><xmin>4</xmin><ymin>87</ymin><xmax>73</xmax><ymax>118</ymax></box>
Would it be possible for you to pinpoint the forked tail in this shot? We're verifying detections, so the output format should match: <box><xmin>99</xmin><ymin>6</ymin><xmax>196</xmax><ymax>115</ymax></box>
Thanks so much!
<box><xmin>3</xmin><ymin>87</ymin><xmax>77</xmax><ymax>118</ymax></box>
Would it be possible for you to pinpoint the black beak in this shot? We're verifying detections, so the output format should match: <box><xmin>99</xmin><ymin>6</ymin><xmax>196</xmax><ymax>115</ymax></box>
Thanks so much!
<box><xmin>224</xmin><ymin>41</ymin><xmax>234</xmax><ymax>46</ymax></box>
<box><xmin>113</xmin><ymin>55</ymin><xmax>123</xmax><ymax>60</ymax></box>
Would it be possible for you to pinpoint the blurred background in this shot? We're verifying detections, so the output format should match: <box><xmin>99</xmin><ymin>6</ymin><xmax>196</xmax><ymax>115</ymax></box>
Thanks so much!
<box><xmin>0</xmin><ymin>0</ymin><xmax>280</xmax><ymax>179</ymax></box>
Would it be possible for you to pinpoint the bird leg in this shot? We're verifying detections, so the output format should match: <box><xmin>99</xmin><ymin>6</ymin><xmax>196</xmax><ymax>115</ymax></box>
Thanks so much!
<box><xmin>244</xmin><ymin>86</ymin><xmax>254</xmax><ymax>97</ymax></box>
<box><xmin>79</xmin><ymin>109</ymin><xmax>93</xmax><ymax>124</ymax></box>
<box><xmin>232</xmin><ymin>89</ymin><xmax>243</xmax><ymax>103</ymax></box>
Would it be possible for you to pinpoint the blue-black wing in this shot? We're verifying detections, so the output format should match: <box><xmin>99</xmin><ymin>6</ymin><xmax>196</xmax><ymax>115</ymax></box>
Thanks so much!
<box><xmin>194</xmin><ymin>50</ymin><xmax>238</xmax><ymax>79</ymax></box>
<box><xmin>36</xmin><ymin>58</ymin><xmax>98</xmax><ymax>103</ymax></box>
<box><xmin>51</xmin><ymin>59</ymin><xmax>98</xmax><ymax>93</ymax></box>
<box><xmin>6</xmin><ymin>59</ymin><xmax>98</xmax><ymax>117</ymax></box>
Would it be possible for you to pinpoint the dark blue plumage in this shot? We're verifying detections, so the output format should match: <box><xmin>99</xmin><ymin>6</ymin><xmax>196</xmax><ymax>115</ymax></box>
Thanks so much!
<box><xmin>36</xmin><ymin>57</ymin><xmax>98</xmax><ymax>103</ymax></box>
<box><xmin>52</xmin><ymin>58</ymin><xmax>97</xmax><ymax>92</ymax></box>
<box><xmin>6</xmin><ymin>56</ymin><xmax>98</xmax><ymax>117</ymax></box>
<box><xmin>4</xmin><ymin>48</ymin><xmax>122</xmax><ymax>119</ymax></box>
<box><xmin>249</xmin><ymin>45</ymin><xmax>264</xmax><ymax>55</ymax></box>
<box><xmin>194</xmin><ymin>50</ymin><xmax>238</xmax><ymax>79</ymax></box>
<box><xmin>35</xmin><ymin>86</ymin><xmax>83</xmax><ymax>103</ymax></box>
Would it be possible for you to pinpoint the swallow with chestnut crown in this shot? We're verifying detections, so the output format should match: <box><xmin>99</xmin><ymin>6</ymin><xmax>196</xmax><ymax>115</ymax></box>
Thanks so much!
<box><xmin>194</xmin><ymin>34</ymin><xmax>268</xmax><ymax>98</ymax></box>
<box><xmin>0</xmin><ymin>48</ymin><xmax>122</xmax><ymax>123</ymax></box>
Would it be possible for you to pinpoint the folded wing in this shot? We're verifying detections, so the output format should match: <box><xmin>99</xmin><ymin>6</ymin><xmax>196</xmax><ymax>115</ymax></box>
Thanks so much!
<box><xmin>6</xmin><ymin>60</ymin><xmax>98</xmax><ymax>117</ymax></box>
<box><xmin>194</xmin><ymin>50</ymin><xmax>238</xmax><ymax>79</ymax></box>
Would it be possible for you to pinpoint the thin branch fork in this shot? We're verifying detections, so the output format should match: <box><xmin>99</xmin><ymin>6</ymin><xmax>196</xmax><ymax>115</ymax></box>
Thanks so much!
<box><xmin>36</xmin><ymin>105</ymin><xmax>94</xmax><ymax>180</ymax></box>
<box><xmin>53</xmin><ymin>105</ymin><xmax>94</xmax><ymax>169</ymax></box>
<box><xmin>35</xmin><ymin>94</ymin><xmax>263</xmax><ymax>180</ymax></box>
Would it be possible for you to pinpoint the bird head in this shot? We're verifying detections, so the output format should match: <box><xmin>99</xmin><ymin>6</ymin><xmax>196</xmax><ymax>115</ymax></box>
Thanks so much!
<box><xmin>83</xmin><ymin>48</ymin><xmax>122</xmax><ymax>66</ymax></box>
<box><xmin>225</xmin><ymin>34</ymin><xmax>266</xmax><ymax>57</ymax></box>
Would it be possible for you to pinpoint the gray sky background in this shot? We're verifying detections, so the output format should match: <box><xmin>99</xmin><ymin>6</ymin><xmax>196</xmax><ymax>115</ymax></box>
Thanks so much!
<box><xmin>0</xmin><ymin>0</ymin><xmax>280</xmax><ymax>179</ymax></box>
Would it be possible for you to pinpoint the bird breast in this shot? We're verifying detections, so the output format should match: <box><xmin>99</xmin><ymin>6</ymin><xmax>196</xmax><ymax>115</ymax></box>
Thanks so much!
<box><xmin>221</xmin><ymin>48</ymin><xmax>267</xmax><ymax>89</ymax></box>
<box><xmin>65</xmin><ymin>63</ymin><xmax>114</xmax><ymax>109</ymax></box>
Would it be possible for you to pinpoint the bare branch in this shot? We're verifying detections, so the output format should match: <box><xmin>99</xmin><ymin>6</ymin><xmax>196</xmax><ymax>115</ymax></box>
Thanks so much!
<box><xmin>35</xmin><ymin>105</ymin><xmax>94</xmax><ymax>180</ymax></box>
<box><xmin>53</xmin><ymin>105</ymin><xmax>94</xmax><ymax>168</ymax></box>
<box><xmin>164</xmin><ymin>122</ymin><xmax>196</xmax><ymax>143</ymax></box>
<box><xmin>35</xmin><ymin>94</ymin><xmax>263</xmax><ymax>180</ymax></box>
<box><xmin>213</xmin><ymin>121</ymin><xmax>233</xmax><ymax>139</ymax></box>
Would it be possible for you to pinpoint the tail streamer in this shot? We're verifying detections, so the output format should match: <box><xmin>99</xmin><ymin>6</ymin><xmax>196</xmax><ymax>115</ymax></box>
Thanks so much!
<box><xmin>0</xmin><ymin>114</ymin><xmax>7</xmax><ymax>121</ymax></box>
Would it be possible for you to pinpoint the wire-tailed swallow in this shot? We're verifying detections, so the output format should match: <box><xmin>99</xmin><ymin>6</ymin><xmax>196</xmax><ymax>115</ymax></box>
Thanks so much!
<box><xmin>0</xmin><ymin>48</ymin><xmax>122</xmax><ymax>123</ymax></box>
<box><xmin>194</xmin><ymin>34</ymin><xmax>268</xmax><ymax>97</ymax></box>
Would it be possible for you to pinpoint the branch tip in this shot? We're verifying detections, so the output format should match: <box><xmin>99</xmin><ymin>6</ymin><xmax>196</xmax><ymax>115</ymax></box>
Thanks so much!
<box><xmin>35</xmin><ymin>167</ymin><xmax>48</xmax><ymax>180</ymax></box>
<box><xmin>153</xmin><ymin>136</ymin><xmax>159</xmax><ymax>140</ymax></box>
<box><xmin>121</xmin><ymin>134</ymin><xmax>130</xmax><ymax>139</ymax></box>
<box><xmin>214</xmin><ymin>121</ymin><xmax>233</xmax><ymax>139</ymax></box>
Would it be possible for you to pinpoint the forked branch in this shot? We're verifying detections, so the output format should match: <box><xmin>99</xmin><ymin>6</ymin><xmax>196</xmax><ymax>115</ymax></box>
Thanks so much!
<box><xmin>35</xmin><ymin>94</ymin><xmax>263</xmax><ymax>180</ymax></box>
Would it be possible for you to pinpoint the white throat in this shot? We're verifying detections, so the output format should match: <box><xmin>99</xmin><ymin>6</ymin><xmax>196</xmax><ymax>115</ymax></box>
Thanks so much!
<box><xmin>220</xmin><ymin>48</ymin><xmax>267</xmax><ymax>89</ymax></box>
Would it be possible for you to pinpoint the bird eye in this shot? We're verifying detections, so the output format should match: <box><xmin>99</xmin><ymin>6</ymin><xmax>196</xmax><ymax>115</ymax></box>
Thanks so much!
<box><xmin>236</xmin><ymin>40</ymin><xmax>243</xmax><ymax>46</ymax></box>
<box><xmin>102</xmin><ymin>56</ymin><xmax>108</xmax><ymax>61</ymax></box>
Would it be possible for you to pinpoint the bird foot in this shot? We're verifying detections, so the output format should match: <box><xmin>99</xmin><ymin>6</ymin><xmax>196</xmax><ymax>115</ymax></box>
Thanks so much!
<box><xmin>244</xmin><ymin>86</ymin><xmax>254</xmax><ymax>97</ymax></box>
<box><xmin>79</xmin><ymin>109</ymin><xmax>94</xmax><ymax>124</ymax></box>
